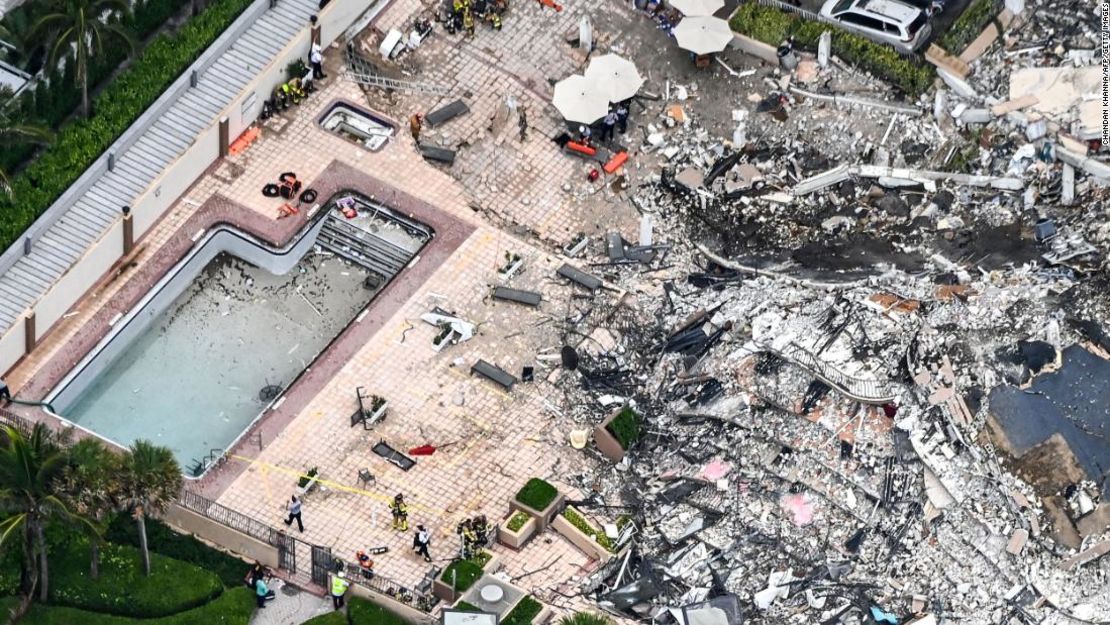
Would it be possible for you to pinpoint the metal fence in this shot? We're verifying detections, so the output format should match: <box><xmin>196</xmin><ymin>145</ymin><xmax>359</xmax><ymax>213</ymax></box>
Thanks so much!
<box><xmin>177</xmin><ymin>489</ymin><xmax>281</xmax><ymax>546</ymax></box>
<box><xmin>337</xmin><ymin>557</ymin><xmax>438</xmax><ymax>613</ymax></box>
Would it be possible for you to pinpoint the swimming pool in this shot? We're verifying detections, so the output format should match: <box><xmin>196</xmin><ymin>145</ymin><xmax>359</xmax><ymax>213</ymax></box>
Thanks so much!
<box><xmin>47</xmin><ymin>193</ymin><xmax>431</xmax><ymax>475</ymax></box>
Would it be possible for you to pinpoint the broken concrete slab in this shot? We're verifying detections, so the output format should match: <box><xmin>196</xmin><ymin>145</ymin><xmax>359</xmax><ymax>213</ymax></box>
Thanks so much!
<box><xmin>1006</xmin><ymin>528</ymin><xmax>1029</xmax><ymax>555</ymax></box>
<box><xmin>425</xmin><ymin>99</ymin><xmax>470</xmax><ymax>127</ymax></box>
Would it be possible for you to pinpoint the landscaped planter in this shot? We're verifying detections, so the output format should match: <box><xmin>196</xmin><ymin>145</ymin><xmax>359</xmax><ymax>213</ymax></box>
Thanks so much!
<box><xmin>593</xmin><ymin>406</ymin><xmax>641</xmax><ymax>463</ymax></box>
<box><xmin>509</xmin><ymin>478</ymin><xmax>564</xmax><ymax>531</ymax></box>
<box><xmin>432</xmin><ymin>324</ymin><xmax>460</xmax><ymax>352</ymax></box>
<box><xmin>433</xmin><ymin>558</ymin><xmax>484</xmax><ymax>603</ymax></box>
<box><xmin>295</xmin><ymin>467</ymin><xmax>320</xmax><ymax>497</ymax></box>
<box><xmin>498</xmin><ymin>510</ymin><xmax>538</xmax><ymax>550</ymax></box>
<box><xmin>552</xmin><ymin>505</ymin><xmax>615</xmax><ymax>564</ymax></box>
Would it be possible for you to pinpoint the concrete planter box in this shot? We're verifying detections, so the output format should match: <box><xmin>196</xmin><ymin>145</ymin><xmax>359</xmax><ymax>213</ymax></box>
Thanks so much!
<box><xmin>593</xmin><ymin>409</ymin><xmax>628</xmax><ymax>463</ymax></box>
<box><xmin>433</xmin><ymin>577</ymin><xmax>462</xmax><ymax>604</ymax></box>
<box><xmin>533</xmin><ymin>605</ymin><xmax>553</xmax><ymax>625</ymax></box>
<box><xmin>551</xmin><ymin>506</ymin><xmax>614</xmax><ymax>564</ymax></box>
<box><xmin>510</xmin><ymin>490</ymin><xmax>564</xmax><ymax>532</ymax></box>
<box><xmin>294</xmin><ymin>473</ymin><xmax>320</xmax><ymax>497</ymax></box>
<box><xmin>498</xmin><ymin>512</ymin><xmax>538</xmax><ymax>550</ymax></box>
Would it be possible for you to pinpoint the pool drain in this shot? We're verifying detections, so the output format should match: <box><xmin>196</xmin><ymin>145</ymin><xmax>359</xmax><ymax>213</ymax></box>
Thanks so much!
<box><xmin>259</xmin><ymin>385</ymin><xmax>282</xmax><ymax>402</ymax></box>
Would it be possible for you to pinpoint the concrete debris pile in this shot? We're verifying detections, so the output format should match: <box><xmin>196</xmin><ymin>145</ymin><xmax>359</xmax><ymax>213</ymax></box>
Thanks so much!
<box><xmin>538</xmin><ymin>9</ymin><xmax>1110</xmax><ymax>622</ymax></box>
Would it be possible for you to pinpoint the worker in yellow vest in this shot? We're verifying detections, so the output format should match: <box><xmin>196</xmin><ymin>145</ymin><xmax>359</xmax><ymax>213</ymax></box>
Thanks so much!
<box><xmin>331</xmin><ymin>570</ymin><xmax>350</xmax><ymax>610</ymax></box>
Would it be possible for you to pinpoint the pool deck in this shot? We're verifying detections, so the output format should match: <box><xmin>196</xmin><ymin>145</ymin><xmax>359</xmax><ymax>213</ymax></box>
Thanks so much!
<box><xmin>0</xmin><ymin>0</ymin><xmax>663</xmax><ymax>614</ymax></box>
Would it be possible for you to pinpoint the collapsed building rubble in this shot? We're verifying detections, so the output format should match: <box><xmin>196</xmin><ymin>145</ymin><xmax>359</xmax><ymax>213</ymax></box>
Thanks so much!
<box><xmin>528</xmin><ymin>4</ymin><xmax>1109</xmax><ymax>623</ymax></box>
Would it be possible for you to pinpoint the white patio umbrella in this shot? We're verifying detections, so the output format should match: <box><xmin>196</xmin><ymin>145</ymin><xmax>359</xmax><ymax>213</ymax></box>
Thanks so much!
<box><xmin>672</xmin><ymin>15</ymin><xmax>734</xmax><ymax>55</ymax></box>
<box><xmin>584</xmin><ymin>54</ymin><xmax>644</xmax><ymax>103</ymax></box>
<box><xmin>552</xmin><ymin>74</ymin><xmax>610</xmax><ymax>124</ymax></box>
<box><xmin>668</xmin><ymin>0</ymin><xmax>724</xmax><ymax>16</ymax></box>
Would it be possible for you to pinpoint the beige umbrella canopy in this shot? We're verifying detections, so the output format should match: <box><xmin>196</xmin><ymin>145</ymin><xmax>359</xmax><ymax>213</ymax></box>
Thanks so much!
<box><xmin>668</xmin><ymin>0</ymin><xmax>725</xmax><ymax>16</ymax></box>
<box><xmin>552</xmin><ymin>74</ymin><xmax>610</xmax><ymax>124</ymax></box>
<box><xmin>584</xmin><ymin>54</ymin><xmax>644</xmax><ymax>103</ymax></box>
<box><xmin>672</xmin><ymin>15</ymin><xmax>733</xmax><ymax>55</ymax></box>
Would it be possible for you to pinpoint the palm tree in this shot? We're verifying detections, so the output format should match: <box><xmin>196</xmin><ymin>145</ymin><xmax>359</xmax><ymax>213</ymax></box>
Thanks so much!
<box><xmin>29</xmin><ymin>0</ymin><xmax>135</xmax><ymax>119</ymax></box>
<box><xmin>57</xmin><ymin>437</ymin><xmax>120</xmax><ymax>579</ymax></box>
<box><xmin>0</xmin><ymin>113</ymin><xmax>52</xmax><ymax>195</ymax></box>
<box><xmin>0</xmin><ymin>424</ymin><xmax>95</xmax><ymax>602</ymax></box>
<box><xmin>559</xmin><ymin>613</ymin><xmax>614</xmax><ymax>625</ymax></box>
<box><xmin>119</xmin><ymin>440</ymin><xmax>181</xmax><ymax>576</ymax></box>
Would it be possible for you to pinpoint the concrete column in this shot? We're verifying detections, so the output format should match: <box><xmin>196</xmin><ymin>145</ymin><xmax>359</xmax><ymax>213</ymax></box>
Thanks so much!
<box><xmin>122</xmin><ymin>206</ymin><xmax>134</xmax><ymax>256</ymax></box>
<box><xmin>219</xmin><ymin>117</ymin><xmax>230</xmax><ymax>158</ymax></box>
<box><xmin>23</xmin><ymin>311</ymin><xmax>35</xmax><ymax>354</ymax></box>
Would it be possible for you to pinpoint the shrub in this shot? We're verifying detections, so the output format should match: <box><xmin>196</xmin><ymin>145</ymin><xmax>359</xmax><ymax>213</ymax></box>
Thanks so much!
<box><xmin>298</xmin><ymin>467</ymin><xmax>319</xmax><ymax>488</ymax></box>
<box><xmin>49</xmin><ymin>540</ymin><xmax>223</xmax><ymax>618</ymax></box>
<box><xmin>470</xmin><ymin>550</ymin><xmax>491</xmax><ymax>568</ymax></box>
<box><xmin>454</xmin><ymin>601</ymin><xmax>482</xmax><ymax>612</ymax></box>
<box><xmin>937</xmin><ymin>0</ymin><xmax>1001</xmax><ymax>54</ymax></box>
<box><xmin>562</xmin><ymin>507</ymin><xmax>614</xmax><ymax>552</ymax></box>
<box><xmin>729</xmin><ymin>3</ymin><xmax>934</xmax><ymax>97</ymax></box>
<box><xmin>348</xmin><ymin>597</ymin><xmax>413</xmax><ymax>625</ymax></box>
<box><xmin>301</xmin><ymin>612</ymin><xmax>349</xmax><ymax>625</ymax></box>
<box><xmin>502</xmin><ymin>596</ymin><xmax>543</xmax><ymax>625</ymax></box>
<box><xmin>606</xmin><ymin>407</ymin><xmax>640</xmax><ymax>450</ymax></box>
<box><xmin>20</xmin><ymin>586</ymin><xmax>255</xmax><ymax>624</ymax></box>
<box><xmin>440</xmin><ymin>559</ymin><xmax>483</xmax><ymax>592</ymax></box>
<box><xmin>515</xmin><ymin>478</ymin><xmax>557</xmax><ymax>511</ymax></box>
<box><xmin>560</xmin><ymin>613</ymin><xmax>614</xmax><ymax>625</ymax></box>
<box><xmin>0</xmin><ymin>0</ymin><xmax>255</xmax><ymax>252</ymax></box>
<box><xmin>506</xmin><ymin>510</ymin><xmax>530</xmax><ymax>532</ymax></box>
<box><xmin>105</xmin><ymin>515</ymin><xmax>247</xmax><ymax>588</ymax></box>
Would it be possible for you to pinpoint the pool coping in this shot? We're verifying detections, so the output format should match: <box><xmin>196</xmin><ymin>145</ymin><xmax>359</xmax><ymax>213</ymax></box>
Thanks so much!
<box><xmin>8</xmin><ymin>159</ymin><xmax>475</xmax><ymax>495</ymax></box>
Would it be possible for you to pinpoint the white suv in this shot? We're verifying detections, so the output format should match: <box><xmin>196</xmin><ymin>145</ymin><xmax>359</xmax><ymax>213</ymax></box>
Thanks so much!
<box><xmin>819</xmin><ymin>0</ymin><xmax>932</xmax><ymax>53</ymax></box>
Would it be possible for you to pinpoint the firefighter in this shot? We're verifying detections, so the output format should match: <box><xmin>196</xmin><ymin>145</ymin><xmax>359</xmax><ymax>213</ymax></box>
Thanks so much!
<box><xmin>455</xmin><ymin>519</ymin><xmax>473</xmax><ymax>558</ymax></box>
<box><xmin>390</xmin><ymin>494</ymin><xmax>409</xmax><ymax>531</ymax></box>
<box><xmin>462</xmin><ymin>7</ymin><xmax>475</xmax><ymax>36</ymax></box>
<box><xmin>487</xmin><ymin>11</ymin><xmax>502</xmax><ymax>30</ymax></box>
<box><xmin>472</xmin><ymin>515</ymin><xmax>491</xmax><ymax>548</ymax></box>
<box><xmin>461</xmin><ymin>519</ymin><xmax>478</xmax><ymax>558</ymax></box>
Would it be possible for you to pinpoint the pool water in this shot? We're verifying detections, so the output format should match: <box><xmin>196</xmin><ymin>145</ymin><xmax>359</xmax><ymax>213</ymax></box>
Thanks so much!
<box><xmin>61</xmin><ymin>252</ymin><xmax>375</xmax><ymax>472</ymax></box>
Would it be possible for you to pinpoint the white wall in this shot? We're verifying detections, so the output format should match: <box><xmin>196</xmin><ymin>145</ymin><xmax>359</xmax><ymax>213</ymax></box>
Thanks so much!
<box><xmin>0</xmin><ymin>0</ymin><xmax>378</xmax><ymax>380</ymax></box>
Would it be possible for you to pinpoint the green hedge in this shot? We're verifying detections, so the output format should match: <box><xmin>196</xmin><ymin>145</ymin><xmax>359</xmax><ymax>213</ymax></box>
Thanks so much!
<box><xmin>348</xmin><ymin>597</ymin><xmax>413</xmax><ymax>625</ymax></box>
<box><xmin>439</xmin><ymin>559</ymin><xmax>483</xmax><ymax>593</ymax></box>
<box><xmin>937</xmin><ymin>0</ymin><xmax>1000</xmax><ymax>54</ymax></box>
<box><xmin>0</xmin><ymin>0</ymin><xmax>190</xmax><ymax>175</ymax></box>
<box><xmin>502</xmin><ymin>596</ymin><xmax>543</xmax><ymax>625</ymax></box>
<box><xmin>453</xmin><ymin>601</ymin><xmax>482</xmax><ymax>612</ymax></box>
<box><xmin>506</xmin><ymin>510</ymin><xmax>530</xmax><ymax>532</ymax></box>
<box><xmin>49</xmin><ymin>540</ymin><xmax>223</xmax><ymax>618</ymax></box>
<box><xmin>515</xmin><ymin>478</ymin><xmax>557</xmax><ymax>511</ymax></box>
<box><xmin>0</xmin><ymin>0</ymin><xmax>255</xmax><ymax>252</ymax></box>
<box><xmin>106</xmin><ymin>515</ymin><xmax>247</xmax><ymax>588</ymax></box>
<box><xmin>606</xmin><ymin>407</ymin><xmax>640</xmax><ymax>450</ymax></box>
<box><xmin>301</xmin><ymin>612</ymin><xmax>349</xmax><ymax>625</ymax></box>
<box><xmin>729</xmin><ymin>3</ymin><xmax>934</xmax><ymax>97</ymax></box>
<box><xmin>20</xmin><ymin>586</ymin><xmax>255</xmax><ymax>625</ymax></box>
<box><xmin>561</xmin><ymin>507</ymin><xmax>614</xmax><ymax>553</ymax></box>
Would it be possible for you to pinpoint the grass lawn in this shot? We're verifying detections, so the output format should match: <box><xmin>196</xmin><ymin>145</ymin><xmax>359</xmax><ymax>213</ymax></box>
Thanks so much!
<box><xmin>48</xmin><ymin>540</ymin><xmax>222</xmax><ymax>618</ymax></box>
<box><xmin>301</xmin><ymin>611</ymin><xmax>349</xmax><ymax>625</ymax></box>
<box><xmin>106</xmin><ymin>516</ymin><xmax>247</xmax><ymax>588</ymax></box>
<box><xmin>348</xmin><ymin>597</ymin><xmax>413</xmax><ymax>625</ymax></box>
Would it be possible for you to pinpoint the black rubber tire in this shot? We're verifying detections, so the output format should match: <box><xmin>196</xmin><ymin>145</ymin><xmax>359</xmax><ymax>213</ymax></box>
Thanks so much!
<box><xmin>279</xmin><ymin>172</ymin><xmax>297</xmax><ymax>183</ymax></box>
<box><xmin>262</xmin><ymin>184</ymin><xmax>280</xmax><ymax>197</ymax></box>
<box><xmin>299</xmin><ymin>189</ymin><xmax>318</xmax><ymax>203</ymax></box>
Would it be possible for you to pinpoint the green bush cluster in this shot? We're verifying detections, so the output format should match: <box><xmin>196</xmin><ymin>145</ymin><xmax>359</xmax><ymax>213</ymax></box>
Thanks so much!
<box><xmin>562</xmin><ymin>507</ymin><xmax>614</xmax><ymax>553</ymax></box>
<box><xmin>0</xmin><ymin>0</ymin><xmax>189</xmax><ymax>174</ymax></box>
<box><xmin>0</xmin><ymin>0</ymin><xmax>255</xmax><ymax>252</ymax></box>
<box><xmin>440</xmin><ymin>559</ymin><xmax>483</xmax><ymax>592</ymax></box>
<box><xmin>515</xmin><ymin>478</ymin><xmax>558</xmax><ymax>511</ymax></box>
<box><xmin>301</xmin><ymin>612</ymin><xmax>349</xmax><ymax>625</ymax></box>
<box><xmin>105</xmin><ymin>516</ymin><xmax>247</xmax><ymax>588</ymax></box>
<box><xmin>729</xmin><ymin>3</ymin><xmax>934</xmax><ymax>97</ymax></box>
<box><xmin>606</xmin><ymin>407</ymin><xmax>641</xmax><ymax>450</ymax></box>
<box><xmin>502</xmin><ymin>596</ymin><xmax>543</xmax><ymax>625</ymax></box>
<box><xmin>348</xmin><ymin>597</ymin><xmax>413</xmax><ymax>625</ymax></box>
<box><xmin>48</xmin><ymin>540</ymin><xmax>223</xmax><ymax>618</ymax></box>
<box><xmin>937</xmin><ymin>0</ymin><xmax>1001</xmax><ymax>54</ymax></box>
<box><xmin>506</xmin><ymin>510</ymin><xmax>531</xmax><ymax>532</ymax></box>
<box><xmin>19</xmin><ymin>586</ymin><xmax>255</xmax><ymax>625</ymax></box>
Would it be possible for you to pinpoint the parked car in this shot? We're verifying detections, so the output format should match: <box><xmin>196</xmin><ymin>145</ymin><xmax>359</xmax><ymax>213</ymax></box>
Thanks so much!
<box><xmin>819</xmin><ymin>0</ymin><xmax>932</xmax><ymax>53</ymax></box>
